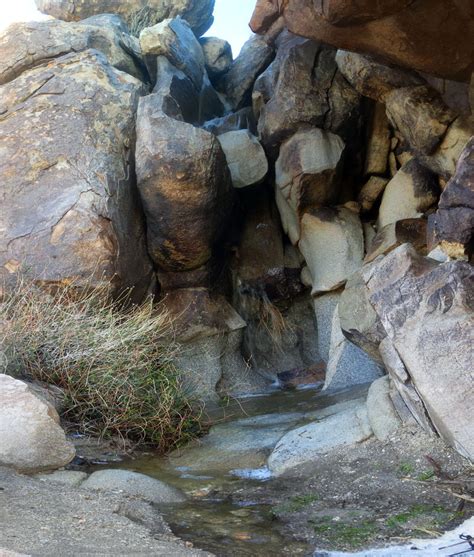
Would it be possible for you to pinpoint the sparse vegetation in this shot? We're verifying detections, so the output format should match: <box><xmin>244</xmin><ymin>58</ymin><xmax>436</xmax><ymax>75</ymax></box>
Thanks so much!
<box><xmin>398</xmin><ymin>462</ymin><xmax>415</xmax><ymax>475</ymax></box>
<box><xmin>310</xmin><ymin>517</ymin><xmax>378</xmax><ymax>549</ymax></box>
<box><xmin>272</xmin><ymin>494</ymin><xmax>319</xmax><ymax>514</ymax></box>
<box><xmin>417</xmin><ymin>469</ymin><xmax>436</xmax><ymax>481</ymax></box>
<box><xmin>0</xmin><ymin>279</ymin><xmax>204</xmax><ymax>451</ymax></box>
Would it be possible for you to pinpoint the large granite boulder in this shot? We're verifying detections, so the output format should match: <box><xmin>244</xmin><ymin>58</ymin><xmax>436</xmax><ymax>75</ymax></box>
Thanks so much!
<box><xmin>275</xmin><ymin>128</ymin><xmax>345</xmax><ymax>244</ymax></box>
<box><xmin>0</xmin><ymin>50</ymin><xmax>153</xmax><ymax>298</ymax></box>
<box><xmin>366</xmin><ymin>245</ymin><xmax>474</xmax><ymax>461</ymax></box>
<box><xmin>35</xmin><ymin>0</ymin><xmax>216</xmax><ymax>37</ymax></box>
<box><xmin>299</xmin><ymin>207</ymin><xmax>364</xmax><ymax>295</ymax></box>
<box><xmin>0</xmin><ymin>19</ymin><xmax>144</xmax><ymax>85</ymax></box>
<box><xmin>428</xmin><ymin>138</ymin><xmax>474</xmax><ymax>260</ymax></box>
<box><xmin>135</xmin><ymin>93</ymin><xmax>234</xmax><ymax>272</ymax></box>
<box><xmin>0</xmin><ymin>375</ymin><xmax>75</xmax><ymax>473</ymax></box>
<box><xmin>252</xmin><ymin>0</ymin><xmax>474</xmax><ymax>81</ymax></box>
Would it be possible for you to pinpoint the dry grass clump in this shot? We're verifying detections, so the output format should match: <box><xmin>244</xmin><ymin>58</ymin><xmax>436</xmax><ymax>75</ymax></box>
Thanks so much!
<box><xmin>0</xmin><ymin>280</ymin><xmax>203</xmax><ymax>452</ymax></box>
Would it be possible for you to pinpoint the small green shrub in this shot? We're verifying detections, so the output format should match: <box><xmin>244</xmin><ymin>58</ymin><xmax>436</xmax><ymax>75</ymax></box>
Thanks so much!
<box><xmin>0</xmin><ymin>280</ymin><xmax>203</xmax><ymax>451</ymax></box>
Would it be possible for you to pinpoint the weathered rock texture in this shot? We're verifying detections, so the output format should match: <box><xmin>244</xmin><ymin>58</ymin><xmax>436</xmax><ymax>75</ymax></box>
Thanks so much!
<box><xmin>0</xmin><ymin>375</ymin><xmax>75</xmax><ymax>473</ymax></box>
<box><xmin>136</xmin><ymin>93</ymin><xmax>233</xmax><ymax>272</ymax></box>
<box><xmin>428</xmin><ymin>138</ymin><xmax>474</xmax><ymax>260</ymax></box>
<box><xmin>252</xmin><ymin>0</ymin><xmax>474</xmax><ymax>81</ymax></box>
<box><xmin>0</xmin><ymin>19</ymin><xmax>144</xmax><ymax>85</ymax></box>
<box><xmin>35</xmin><ymin>0</ymin><xmax>216</xmax><ymax>36</ymax></box>
<box><xmin>0</xmin><ymin>50</ymin><xmax>153</xmax><ymax>297</ymax></box>
<box><xmin>365</xmin><ymin>245</ymin><xmax>474</xmax><ymax>460</ymax></box>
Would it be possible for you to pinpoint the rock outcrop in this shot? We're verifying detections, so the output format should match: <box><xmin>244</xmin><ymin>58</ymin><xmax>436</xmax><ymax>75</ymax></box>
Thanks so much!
<box><xmin>35</xmin><ymin>0</ymin><xmax>216</xmax><ymax>36</ymax></box>
<box><xmin>343</xmin><ymin>245</ymin><xmax>474</xmax><ymax>461</ymax></box>
<box><xmin>0</xmin><ymin>49</ymin><xmax>153</xmax><ymax>298</ymax></box>
<box><xmin>0</xmin><ymin>375</ymin><xmax>75</xmax><ymax>473</ymax></box>
<box><xmin>251</xmin><ymin>0</ymin><xmax>474</xmax><ymax>81</ymax></box>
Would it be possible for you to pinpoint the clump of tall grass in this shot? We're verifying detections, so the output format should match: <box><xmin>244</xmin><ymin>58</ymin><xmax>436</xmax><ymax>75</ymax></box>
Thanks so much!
<box><xmin>0</xmin><ymin>280</ymin><xmax>203</xmax><ymax>452</ymax></box>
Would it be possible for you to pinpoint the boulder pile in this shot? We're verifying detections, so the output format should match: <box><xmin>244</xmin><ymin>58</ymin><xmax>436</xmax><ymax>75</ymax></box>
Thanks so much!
<box><xmin>0</xmin><ymin>0</ymin><xmax>472</xmax><ymax>462</ymax></box>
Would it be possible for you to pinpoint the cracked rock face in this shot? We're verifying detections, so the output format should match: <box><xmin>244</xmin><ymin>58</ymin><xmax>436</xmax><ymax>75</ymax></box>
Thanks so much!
<box><xmin>0</xmin><ymin>49</ymin><xmax>153</xmax><ymax>298</ymax></box>
<box><xmin>35</xmin><ymin>0</ymin><xmax>216</xmax><ymax>37</ymax></box>
<box><xmin>0</xmin><ymin>19</ymin><xmax>145</xmax><ymax>85</ymax></box>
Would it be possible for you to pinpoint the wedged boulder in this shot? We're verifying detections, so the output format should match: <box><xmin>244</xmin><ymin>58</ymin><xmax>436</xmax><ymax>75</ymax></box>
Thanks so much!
<box><xmin>299</xmin><ymin>207</ymin><xmax>364</xmax><ymax>295</ymax></box>
<box><xmin>324</xmin><ymin>309</ymin><xmax>385</xmax><ymax>390</ymax></box>
<box><xmin>161</xmin><ymin>288</ymin><xmax>250</xmax><ymax>398</ymax></box>
<box><xmin>139</xmin><ymin>18</ymin><xmax>205</xmax><ymax>89</ymax></box>
<box><xmin>385</xmin><ymin>85</ymin><xmax>457</xmax><ymax>156</ymax></box>
<box><xmin>0</xmin><ymin>50</ymin><xmax>153</xmax><ymax>298</ymax></box>
<box><xmin>0</xmin><ymin>19</ymin><xmax>143</xmax><ymax>86</ymax></box>
<box><xmin>428</xmin><ymin>137</ymin><xmax>474</xmax><ymax>260</ymax></box>
<box><xmin>135</xmin><ymin>93</ymin><xmax>234</xmax><ymax>272</ymax></box>
<box><xmin>202</xmin><ymin>107</ymin><xmax>257</xmax><ymax>136</ymax></box>
<box><xmin>377</xmin><ymin>160</ymin><xmax>439</xmax><ymax>229</ymax></box>
<box><xmin>0</xmin><ymin>375</ymin><xmax>75</xmax><ymax>473</ymax></box>
<box><xmin>364</xmin><ymin>103</ymin><xmax>391</xmax><ymax>176</ymax></box>
<box><xmin>217</xmin><ymin>34</ymin><xmax>274</xmax><ymax>110</ymax></box>
<box><xmin>358</xmin><ymin>176</ymin><xmax>389</xmax><ymax>214</ymax></box>
<box><xmin>81</xmin><ymin>469</ymin><xmax>187</xmax><ymax>504</ymax></box>
<box><xmin>217</xmin><ymin>130</ymin><xmax>268</xmax><ymax>189</ymax></box>
<box><xmin>199</xmin><ymin>37</ymin><xmax>233</xmax><ymax>80</ymax></box>
<box><xmin>255</xmin><ymin>35</ymin><xmax>359</xmax><ymax>151</ymax></box>
<box><xmin>267</xmin><ymin>398</ymin><xmax>373</xmax><ymax>476</ymax></box>
<box><xmin>275</xmin><ymin>128</ymin><xmax>345</xmax><ymax>244</ymax></box>
<box><xmin>336</xmin><ymin>50</ymin><xmax>424</xmax><ymax>102</ymax></box>
<box><xmin>259</xmin><ymin>0</ymin><xmax>474</xmax><ymax>81</ymax></box>
<box><xmin>151</xmin><ymin>56</ymin><xmax>200</xmax><ymax>123</ymax></box>
<box><xmin>35</xmin><ymin>0</ymin><xmax>215</xmax><ymax>37</ymax></box>
<box><xmin>365</xmin><ymin>218</ymin><xmax>428</xmax><ymax>263</ymax></box>
<box><xmin>366</xmin><ymin>376</ymin><xmax>402</xmax><ymax>442</ymax></box>
<box><xmin>366</xmin><ymin>244</ymin><xmax>474</xmax><ymax>460</ymax></box>
<box><xmin>338</xmin><ymin>269</ymin><xmax>385</xmax><ymax>364</ymax></box>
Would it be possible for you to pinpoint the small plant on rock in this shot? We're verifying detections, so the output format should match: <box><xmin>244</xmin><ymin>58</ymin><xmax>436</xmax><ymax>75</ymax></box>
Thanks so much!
<box><xmin>0</xmin><ymin>279</ymin><xmax>204</xmax><ymax>452</ymax></box>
